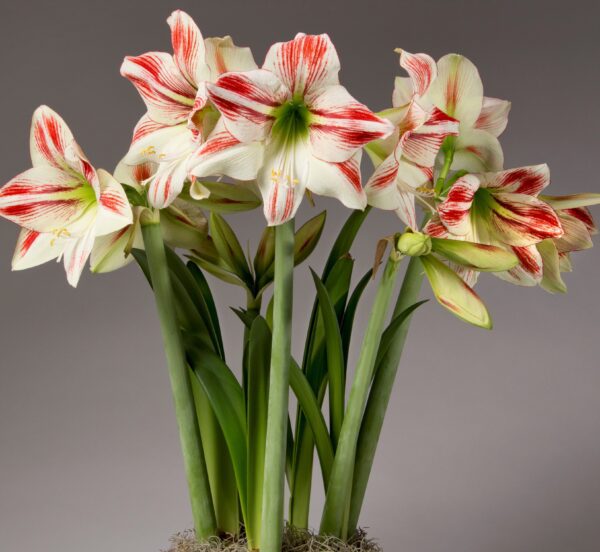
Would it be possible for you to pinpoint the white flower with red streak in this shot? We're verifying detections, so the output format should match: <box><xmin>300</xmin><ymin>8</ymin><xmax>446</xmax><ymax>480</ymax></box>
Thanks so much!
<box><xmin>199</xmin><ymin>33</ymin><xmax>394</xmax><ymax>225</ymax></box>
<box><xmin>364</xmin><ymin>50</ymin><xmax>459</xmax><ymax>228</ymax></box>
<box><xmin>120</xmin><ymin>10</ymin><xmax>260</xmax><ymax>209</ymax></box>
<box><xmin>0</xmin><ymin>106</ymin><xmax>132</xmax><ymax>286</ymax></box>
<box><xmin>425</xmin><ymin>164</ymin><xmax>564</xmax><ymax>286</ymax></box>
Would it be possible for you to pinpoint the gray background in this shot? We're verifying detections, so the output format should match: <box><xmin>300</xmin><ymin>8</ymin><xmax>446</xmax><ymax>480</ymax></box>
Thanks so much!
<box><xmin>1</xmin><ymin>1</ymin><xmax>599</xmax><ymax>550</ymax></box>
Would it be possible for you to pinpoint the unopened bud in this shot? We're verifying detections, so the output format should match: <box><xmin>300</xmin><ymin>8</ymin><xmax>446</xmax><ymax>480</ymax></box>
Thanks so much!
<box><xmin>396</xmin><ymin>231</ymin><xmax>432</xmax><ymax>257</ymax></box>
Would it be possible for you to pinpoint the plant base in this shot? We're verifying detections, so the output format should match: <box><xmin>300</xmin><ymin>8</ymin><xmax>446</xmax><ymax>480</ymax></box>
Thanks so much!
<box><xmin>164</xmin><ymin>526</ymin><xmax>382</xmax><ymax>552</ymax></box>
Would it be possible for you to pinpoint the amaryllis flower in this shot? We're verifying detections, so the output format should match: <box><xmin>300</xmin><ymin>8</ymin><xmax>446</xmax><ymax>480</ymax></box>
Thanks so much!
<box><xmin>90</xmin><ymin>160</ymin><xmax>208</xmax><ymax>273</ymax></box>
<box><xmin>120</xmin><ymin>10</ymin><xmax>259</xmax><ymax>209</ymax></box>
<box><xmin>426</xmin><ymin>164</ymin><xmax>564</xmax><ymax>286</ymax></box>
<box><xmin>365</xmin><ymin>50</ymin><xmax>459</xmax><ymax>228</ymax></box>
<box><xmin>0</xmin><ymin>106</ymin><xmax>132</xmax><ymax>286</ymax></box>
<box><xmin>201</xmin><ymin>33</ymin><xmax>394</xmax><ymax>225</ymax></box>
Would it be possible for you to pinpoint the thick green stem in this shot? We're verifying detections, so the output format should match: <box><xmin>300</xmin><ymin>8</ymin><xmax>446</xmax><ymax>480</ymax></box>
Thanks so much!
<box><xmin>140</xmin><ymin>213</ymin><xmax>217</xmax><ymax>540</ymax></box>
<box><xmin>320</xmin><ymin>257</ymin><xmax>401</xmax><ymax>538</ymax></box>
<box><xmin>347</xmin><ymin>257</ymin><xmax>425</xmax><ymax>533</ymax></box>
<box><xmin>261</xmin><ymin>219</ymin><xmax>295</xmax><ymax>552</ymax></box>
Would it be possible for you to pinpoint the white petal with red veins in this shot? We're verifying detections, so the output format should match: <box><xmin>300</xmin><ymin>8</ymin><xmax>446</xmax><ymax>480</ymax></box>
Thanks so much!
<box><xmin>365</xmin><ymin>154</ymin><xmax>401</xmax><ymax>209</ymax></box>
<box><xmin>429</xmin><ymin>54</ymin><xmax>483</xmax><ymax>127</ymax></box>
<box><xmin>114</xmin><ymin>159</ymin><xmax>157</xmax><ymax>192</ymax></box>
<box><xmin>475</xmin><ymin>97</ymin><xmax>511</xmax><ymax>137</ymax></box>
<box><xmin>12</xmin><ymin>228</ymin><xmax>64</xmax><ymax>271</ymax></box>
<box><xmin>496</xmin><ymin>245</ymin><xmax>543</xmax><ymax>286</ymax></box>
<box><xmin>307</xmin><ymin>150</ymin><xmax>366</xmax><ymax>211</ymax></box>
<box><xmin>204</xmin><ymin>36</ymin><xmax>258</xmax><ymax>81</ymax></box>
<box><xmin>0</xmin><ymin>166</ymin><xmax>96</xmax><ymax>235</ymax></box>
<box><xmin>309</xmin><ymin>84</ymin><xmax>394</xmax><ymax>163</ymax></box>
<box><xmin>263</xmin><ymin>33</ymin><xmax>340</xmax><ymax>97</ymax></box>
<box><xmin>95</xmin><ymin>169</ymin><xmax>133</xmax><ymax>236</ymax></box>
<box><xmin>121</xmin><ymin>52</ymin><xmax>197</xmax><ymax>126</ymax></box>
<box><xmin>554</xmin><ymin>212</ymin><xmax>594</xmax><ymax>253</ymax></box>
<box><xmin>62</xmin><ymin>228</ymin><xmax>96</xmax><ymax>287</ymax></box>
<box><xmin>438</xmin><ymin>174</ymin><xmax>481</xmax><ymax>235</ymax></box>
<box><xmin>167</xmin><ymin>10</ymin><xmax>209</xmax><ymax>87</ymax></box>
<box><xmin>91</xmin><ymin>224</ymin><xmax>139</xmax><ymax>274</ymax></box>
<box><xmin>482</xmin><ymin>164</ymin><xmax>549</xmax><ymax>195</ymax></box>
<box><xmin>147</xmin><ymin>157</ymin><xmax>190</xmax><ymax>210</ymax></box>
<box><xmin>29</xmin><ymin>106</ymin><xmax>75</xmax><ymax>170</ymax></box>
<box><xmin>125</xmin><ymin>115</ymin><xmax>190</xmax><ymax>166</ymax></box>
<box><xmin>208</xmin><ymin>70</ymin><xmax>287</xmax><ymax>142</ymax></box>
<box><xmin>452</xmin><ymin>128</ymin><xmax>504</xmax><ymax>172</ymax></box>
<box><xmin>398</xmin><ymin>49</ymin><xmax>437</xmax><ymax>97</ymax></box>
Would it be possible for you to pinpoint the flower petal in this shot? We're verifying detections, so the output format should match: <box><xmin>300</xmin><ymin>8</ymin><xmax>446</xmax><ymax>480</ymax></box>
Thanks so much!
<box><xmin>114</xmin><ymin>158</ymin><xmax>157</xmax><ymax>192</ymax></box>
<box><xmin>12</xmin><ymin>228</ymin><xmax>64</xmax><ymax>271</ymax></box>
<box><xmin>438</xmin><ymin>174</ymin><xmax>481</xmax><ymax>235</ymax></box>
<box><xmin>263</xmin><ymin>33</ymin><xmax>340</xmax><ymax>97</ymax></box>
<box><xmin>365</xmin><ymin>153</ymin><xmax>401</xmax><ymax>208</ymax></box>
<box><xmin>208</xmin><ymin>69</ymin><xmax>286</xmax><ymax>142</ymax></box>
<box><xmin>0</xmin><ymin>166</ymin><xmax>96</xmax><ymax>234</ymax></box>
<box><xmin>397</xmin><ymin>49</ymin><xmax>437</xmax><ymax>97</ymax></box>
<box><xmin>393</xmin><ymin>76</ymin><xmax>414</xmax><ymax>108</ymax></box>
<box><xmin>420</xmin><ymin>254</ymin><xmax>492</xmax><ymax>329</ymax></box>
<box><xmin>30</xmin><ymin>106</ymin><xmax>75</xmax><ymax>170</ymax></box>
<box><xmin>90</xmin><ymin>224</ymin><xmax>139</xmax><ymax>273</ymax></box>
<box><xmin>563</xmin><ymin>206</ymin><xmax>596</xmax><ymax>235</ymax></box>
<box><xmin>125</xmin><ymin>115</ymin><xmax>190</xmax><ymax>166</ymax></box>
<box><xmin>95</xmin><ymin>169</ymin><xmax>133</xmax><ymax>236</ymax></box>
<box><xmin>147</xmin><ymin>157</ymin><xmax>190</xmax><ymax>209</ymax></box>
<box><xmin>430</xmin><ymin>238</ymin><xmax>519</xmax><ymax>272</ymax></box>
<box><xmin>536</xmin><ymin>239</ymin><xmax>567</xmax><ymax>294</ymax></box>
<box><xmin>258</xmin><ymin>139</ymin><xmax>310</xmax><ymax>225</ymax></box>
<box><xmin>482</xmin><ymin>164</ymin><xmax>549</xmax><ymax>195</ymax></box>
<box><xmin>452</xmin><ymin>128</ymin><xmax>504</xmax><ymax>172</ymax></box>
<box><xmin>62</xmin><ymin>228</ymin><xmax>96</xmax><ymax>287</ymax></box>
<box><xmin>309</xmin><ymin>84</ymin><xmax>394</xmax><ymax>163</ymax></box>
<box><xmin>121</xmin><ymin>52</ymin><xmax>196</xmax><ymax>125</ymax></box>
<box><xmin>475</xmin><ymin>97</ymin><xmax>511</xmax><ymax>137</ymax></box>
<box><xmin>429</xmin><ymin>54</ymin><xmax>483</xmax><ymax>127</ymax></box>
<box><xmin>554</xmin><ymin>212</ymin><xmax>594</xmax><ymax>253</ymax></box>
<box><xmin>187</xmin><ymin>120</ymin><xmax>264</xmax><ymax>181</ymax></box>
<box><xmin>307</xmin><ymin>150</ymin><xmax>366</xmax><ymax>210</ymax></box>
<box><xmin>167</xmin><ymin>10</ymin><xmax>209</xmax><ymax>86</ymax></box>
<box><xmin>496</xmin><ymin>245</ymin><xmax>543</xmax><ymax>287</ymax></box>
<box><xmin>541</xmin><ymin>193</ymin><xmax>600</xmax><ymax>210</ymax></box>
<box><xmin>204</xmin><ymin>36</ymin><xmax>258</xmax><ymax>80</ymax></box>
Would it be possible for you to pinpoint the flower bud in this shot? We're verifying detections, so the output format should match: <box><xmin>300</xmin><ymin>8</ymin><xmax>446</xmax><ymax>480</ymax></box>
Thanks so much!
<box><xmin>396</xmin><ymin>231</ymin><xmax>432</xmax><ymax>257</ymax></box>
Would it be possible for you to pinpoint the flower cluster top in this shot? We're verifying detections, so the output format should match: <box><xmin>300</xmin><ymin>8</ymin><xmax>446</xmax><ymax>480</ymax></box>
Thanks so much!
<box><xmin>0</xmin><ymin>10</ymin><xmax>597</xmax><ymax>326</ymax></box>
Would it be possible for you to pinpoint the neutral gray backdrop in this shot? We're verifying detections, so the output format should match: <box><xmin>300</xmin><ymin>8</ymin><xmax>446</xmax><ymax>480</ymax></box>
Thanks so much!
<box><xmin>1</xmin><ymin>1</ymin><xmax>599</xmax><ymax>551</ymax></box>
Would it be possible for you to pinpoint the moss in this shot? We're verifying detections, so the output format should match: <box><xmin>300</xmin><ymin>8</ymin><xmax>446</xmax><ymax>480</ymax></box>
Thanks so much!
<box><xmin>164</xmin><ymin>526</ymin><xmax>382</xmax><ymax>552</ymax></box>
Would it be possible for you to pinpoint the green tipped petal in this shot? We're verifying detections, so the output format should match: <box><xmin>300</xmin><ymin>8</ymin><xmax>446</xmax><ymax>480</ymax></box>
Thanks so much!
<box><xmin>420</xmin><ymin>254</ymin><xmax>492</xmax><ymax>329</ymax></box>
<box><xmin>537</xmin><ymin>240</ymin><xmax>567</xmax><ymax>294</ymax></box>
<box><xmin>431</xmin><ymin>238</ymin><xmax>519</xmax><ymax>272</ymax></box>
<box><xmin>541</xmin><ymin>193</ymin><xmax>600</xmax><ymax>210</ymax></box>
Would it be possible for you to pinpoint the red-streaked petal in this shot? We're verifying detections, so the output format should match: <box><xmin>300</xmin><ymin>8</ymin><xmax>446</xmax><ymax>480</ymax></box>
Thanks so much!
<box><xmin>309</xmin><ymin>84</ymin><xmax>394</xmax><ymax>163</ymax></box>
<box><xmin>424</xmin><ymin>214</ymin><xmax>450</xmax><ymax>238</ymax></box>
<box><xmin>365</xmin><ymin>153</ymin><xmax>401</xmax><ymax>207</ymax></box>
<box><xmin>399</xmin><ymin>105</ymin><xmax>459</xmax><ymax>167</ymax></box>
<box><xmin>188</xmin><ymin>121</ymin><xmax>264</xmax><ymax>181</ymax></box>
<box><xmin>489</xmin><ymin>192</ymin><xmax>563</xmax><ymax>246</ymax></box>
<box><xmin>147</xmin><ymin>157</ymin><xmax>190</xmax><ymax>210</ymax></box>
<box><xmin>482</xmin><ymin>164</ymin><xmax>550</xmax><ymax>195</ymax></box>
<box><xmin>91</xmin><ymin>223</ymin><xmax>139</xmax><ymax>274</ymax></box>
<box><xmin>307</xmin><ymin>150</ymin><xmax>366</xmax><ymax>211</ymax></box>
<box><xmin>114</xmin><ymin>159</ymin><xmax>157</xmax><ymax>192</ymax></box>
<box><xmin>263</xmin><ymin>33</ymin><xmax>340</xmax><ymax>97</ymax></box>
<box><xmin>208</xmin><ymin>70</ymin><xmax>287</xmax><ymax>142</ymax></box>
<box><xmin>121</xmin><ymin>52</ymin><xmax>196</xmax><ymax>125</ymax></box>
<box><xmin>554</xmin><ymin>212</ymin><xmax>594</xmax><ymax>253</ymax></box>
<box><xmin>438</xmin><ymin>174</ymin><xmax>481</xmax><ymax>235</ymax></box>
<box><xmin>29</xmin><ymin>106</ymin><xmax>75</xmax><ymax>170</ymax></box>
<box><xmin>398</xmin><ymin>49</ymin><xmax>436</xmax><ymax>97</ymax></box>
<box><xmin>475</xmin><ymin>97</ymin><xmax>511</xmax><ymax>137</ymax></box>
<box><xmin>564</xmin><ymin>207</ymin><xmax>596</xmax><ymax>234</ymax></box>
<box><xmin>204</xmin><ymin>36</ymin><xmax>258</xmax><ymax>80</ymax></box>
<box><xmin>125</xmin><ymin>115</ymin><xmax>190</xmax><ymax>166</ymax></box>
<box><xmin>429</xmin><ymin>54</ymin><xmax>483</xmax><ymax>127</ymax></box>
<box><xmin>62</xmin><ymin>228</ymin><xmax>96</xmax><ymax>287</ymax></box>
<box><xmin>258</xmin><ymin>139</ymin><xmax>310</xmax><ymax>226</ymax></box>
<box><xmin>167</xmin><ymin>10</ymin><xmax>209</xmax><ymax>86</ymax></box>
<box><xmin>95</xmin><ymin>169</ymin><xmax>133</xmax><ymax>236</ymax></box>
<box><xmin>452</xmin><ymin>128</ymin><xmax>504</xmax><ymax>172</ymax></box>
<box><xmin>12</xmin><ymin>228</ymin><xmax>64</xmax><ymax>271</ymax></box>
<box><xmin>496</xmin><ymin>245</ymin><xmax>543</xmax><ymax>286</ymax></box>
<box><xmin>0</xmin><ymin>167</ymin><xmax>96</xmax><ymax>234</ymax></box>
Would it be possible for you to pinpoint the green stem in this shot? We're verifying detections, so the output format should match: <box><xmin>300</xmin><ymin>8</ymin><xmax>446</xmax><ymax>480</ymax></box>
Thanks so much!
<box><xmin>140</xmin><ymin>212</ymin><xmax>217</xmax><ymax>540</ymax></box>
<box><xmin>261</xmin><ymin>219</ymin><xmax>295</xmax><ymax>552</ymax></box>
<box><xmin>347</xmin><ymin>257</ymin><xmax>425</xmax><ymax>533</ymax></box>
<box><xmin>319</xmin><ymin>256</ymin><xmax>402</xmax><ymax>538</ymax></box>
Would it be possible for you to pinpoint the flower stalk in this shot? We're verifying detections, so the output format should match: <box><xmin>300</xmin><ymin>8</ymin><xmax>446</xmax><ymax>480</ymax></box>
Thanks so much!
<box><xmin>140</xmin><ymin>210</ymin><xmax>217</xmax><ymax>540</ymax></box>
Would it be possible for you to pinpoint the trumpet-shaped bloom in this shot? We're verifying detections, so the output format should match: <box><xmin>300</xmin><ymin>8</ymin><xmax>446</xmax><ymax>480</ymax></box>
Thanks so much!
<box><xmin>202</xmin><ymin>33</ymin><xmax>394</xmax><ymax>225</ymax></box>
<box><xmin>426</xmin><ymin>164</ymin><xmax>564</xmax><ymax>286</ymax></box>
<box><xmin>121</xmin><ymin>10</ymin><xmax>258</xmax><ymax>209</ymax></box>
<box><xmin>1</xmin><ymin>106</ymin><xmax>132</xmax><ymax>286</ymax></box>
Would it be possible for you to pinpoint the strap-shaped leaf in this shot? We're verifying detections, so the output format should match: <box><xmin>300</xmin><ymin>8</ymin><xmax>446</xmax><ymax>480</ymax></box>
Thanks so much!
<box><xmin>340</xmin><ymin>268</ymin><xmax>373</xmax><ymax>364</ymax></box>
<box><xmin>185</xmin><ymin>180</ymin><xmax>262</xmax><ymax>213</ymax></box>
<box><xmin>210</xmin><ymin>212</ymin><xmax>253</xmax><ymax>286</ymax></box>
<box><xmin>186</xmin><ymin>342</ymin><xmax>249</xmax><ymax>527</ymax></box>
<box><xmin>311</xmin><ymin>269</ymin><xmax>345</xmax><ymax>448</ymax></box>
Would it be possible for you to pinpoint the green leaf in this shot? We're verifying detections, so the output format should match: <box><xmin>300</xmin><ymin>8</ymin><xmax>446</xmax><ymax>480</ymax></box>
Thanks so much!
<box><xmin>122</xmin><ymin>183</ymin><xmax>147</xmax><ymax>207</ymax></box>
<box><xmin>311</xmin><ymin>269</ymin><xmax>345</xmax><ymax>448</ymax></box>
<box><xmin>420</xmin><ymin>255</ymin><xmax>492</xmax><ymax>329</ymax></box>
<box><xmin>186</xmin><ymin>343</ymin><xmax>249</xmax><ymax>528</ymax></box>
<box><xmin>253</xmin><ymin>226</ymin><xmax>276</xmax><ymax>282</ymax></box>
<box><xmin>187</xmin><ymin>180</ymin><xmax>262</xmax><ymax>213</ymax></box>
<box><xmin>340</xmin><ymin>268</ymin><xmax>373</xmax><ymax>363</ymax></box>
<box><xmin>188</xmin><ymin>255</ymin><xmax>246</xmax><ymax>287</ymax></box>
<box><xmin>431</xmin><ymin>238</ymin><xmax>519</xmax><ymax>272</ymax></box>
<box><xmin>210</xmin><ymin>212</ymin><xmax>253</xmax><ymax>286</ymax></box>
<box><xmin>245</xmin><ymin>317</ymin><xmax>271</xmax><ymax>548</ymax></box>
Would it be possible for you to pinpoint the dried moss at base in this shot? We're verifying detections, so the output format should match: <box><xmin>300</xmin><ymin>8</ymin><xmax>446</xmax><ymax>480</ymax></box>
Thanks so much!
<box><xmin>165</xmin><ymin>526</ymin><xmax>382</xmax><ymax>552</ymax></box>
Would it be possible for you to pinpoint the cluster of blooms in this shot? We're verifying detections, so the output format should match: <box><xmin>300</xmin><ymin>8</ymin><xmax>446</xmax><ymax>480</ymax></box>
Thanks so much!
<box><xmin>0</xmin><ymin>10</ymin><xmax>597</xmax><ymax>324</ymax></box>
